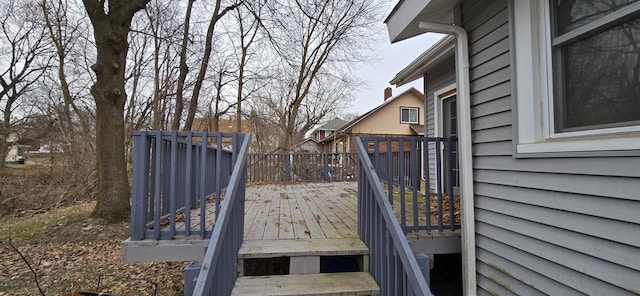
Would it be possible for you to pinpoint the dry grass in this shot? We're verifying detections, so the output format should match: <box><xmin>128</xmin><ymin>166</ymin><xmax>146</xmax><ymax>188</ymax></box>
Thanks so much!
<box><xmin>0</xmin><ymin>202</ymin><xmax>185</xmax><ymax>296</ymax></box>
<box><xmin>1</xmin><ymin>157</ymin><xmax>95</xmax><ymax>217</ymax></box>
<box><xmin>1</xmin><ymin>159</ymin><xmax>185</xmax><ymax>295</ymax></box>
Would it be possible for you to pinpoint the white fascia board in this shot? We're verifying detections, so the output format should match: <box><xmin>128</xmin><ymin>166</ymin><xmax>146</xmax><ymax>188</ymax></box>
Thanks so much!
<box><xmin>390</xmin><ymin>35</ymin><xmax>455</xmax><ymax>86</ymax></box>
<box><xmin>385</xmin><ymin>0</ymin><xmax>456</xmax><ymax>43</ymax></box>
<box><xmin>385</xmin><ymin>0</ymin><xmax>430</xmax><ymax>42</ymax></box>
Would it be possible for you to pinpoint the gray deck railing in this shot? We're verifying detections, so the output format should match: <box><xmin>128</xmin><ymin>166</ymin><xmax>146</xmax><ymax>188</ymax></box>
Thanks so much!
<box><xmin>192</xmin><ymin>134</ymin><xmax>251</xmax><ymax>296</ymax></box>
<box><xmin>355</xmin><ymin>137</ymin><xmax>433</xmax><ymax>296</ymax></box>
<box><xmin>361</xmin><ymin>136</ymin><xmax>461</xmax><ymax>233</ymax></box>
<box><xmin>130</xmin><ymin>131</ymin><xmax>249</xmax><ymax>240</ymax></box>
<box><xmin>247</xmin><ymin>152</ymin><xmax>358</xmax><ymax>183</ymax></box>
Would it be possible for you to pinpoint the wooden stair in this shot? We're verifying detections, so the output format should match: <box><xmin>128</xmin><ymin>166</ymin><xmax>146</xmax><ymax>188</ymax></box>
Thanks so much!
<box><xmin>232</xmin><ymin>238</ymin><xmax>380</xmax><ymax>295</ymax></box>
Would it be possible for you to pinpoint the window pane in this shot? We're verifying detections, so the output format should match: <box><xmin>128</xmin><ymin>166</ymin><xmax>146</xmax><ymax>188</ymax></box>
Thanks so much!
<box><xmin>401</xmin><ymin>108</ymin><xmax>418</xmax><ymax>123</ymax></box>
<box><xmin>401</xmin><ymin>108</ymin><xmax>409</xmax><ymax>122</ymax></box>
<box><xmin>409</xmin><ymin>109</ymin><xmax>418</xmax><ymax>123</ymax></box>
<box><xmin>553</xmin><ymin>0</ymin><xmax>638</xmax><ymax>35</ymax></box>
<box><xmin>555</xmin><ymin>18</ymin><xmax>640</xmax><ymax>131</ymax></box>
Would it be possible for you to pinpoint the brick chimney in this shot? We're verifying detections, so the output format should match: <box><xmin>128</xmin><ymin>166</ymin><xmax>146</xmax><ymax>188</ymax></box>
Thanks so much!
<box><xmin>384</xmin><ymin>87</ymin><xmax>393</xmax><ymax>101</ymax></box>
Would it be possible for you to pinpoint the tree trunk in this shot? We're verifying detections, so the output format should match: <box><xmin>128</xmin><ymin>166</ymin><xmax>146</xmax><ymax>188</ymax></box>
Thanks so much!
<box><xmin>93</xmin><ymin>98</ymin><xmax>130</xmax><ymax>222</ymax></box>
<box><xmin>172</xmin><ymin>0</ymin><xmax>195</xmax><ymax>131</ymax></box>
<box><xmin>182</xmin><ymin>1</ymin><xmax>238</xmax><ymax>131</ymax></box>
<box><xmin>83</xmin><ymin>0</ymin><xmax>150</xmax><ymax>223</ymax></box>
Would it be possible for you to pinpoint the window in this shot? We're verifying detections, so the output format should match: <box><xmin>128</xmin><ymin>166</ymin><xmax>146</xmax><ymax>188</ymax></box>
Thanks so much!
<box><xmin>551</xmin><ymin>0</ymin><xmax>640</xmax><ymax>132</ymax></box>
<box><xmin>400</xmin><ymin>107</ymin><xmax>419</xmax><ymax>124</ymax></box>
<box><xmin>512</xmin><ymin>0</ymin><xmax>640</xmax><ymax>154</ymax></box>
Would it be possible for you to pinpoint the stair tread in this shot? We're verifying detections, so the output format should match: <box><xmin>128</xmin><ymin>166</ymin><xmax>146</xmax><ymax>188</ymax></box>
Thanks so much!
<box><xmin>239</xmin><ymin>238</ymin><xmax>368</xmax><ymax>258</ymax></box>
<box><xmin>231</xmin><ymin>272</ymin><xmax>380</xmax><ymax>295</ymax></box>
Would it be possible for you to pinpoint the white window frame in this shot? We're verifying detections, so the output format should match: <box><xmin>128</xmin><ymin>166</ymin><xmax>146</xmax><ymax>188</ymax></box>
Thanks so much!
<box><xmin>433</xmin><ymin>84</ymin><xmax>457</xmax><ymax>190</ymax></box>
<box><xmin>400</xmin><ymin>107</ymin><xmax>419</xmax><ymax>124</ymax></box>
<box><xmin>434</xmin><ymin>83</ymin><xmax>457</xmax><ymax>138</ymax></box>
<box><xmin>513</xmin><ymin>0</ymin><xmax>640</xmax><ymax>154</ymax></box>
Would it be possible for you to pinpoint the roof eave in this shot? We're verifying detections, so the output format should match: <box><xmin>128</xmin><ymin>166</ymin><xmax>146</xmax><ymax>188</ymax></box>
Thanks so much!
<box><xmin>384</xmin><ymin>0</ymin><xmax>456</xmax><ymax>43</ymax></box>
<box><xmin>390</xmin><ymin>35</ymin><xmax>456</xmax><ymax>86</ymax></box>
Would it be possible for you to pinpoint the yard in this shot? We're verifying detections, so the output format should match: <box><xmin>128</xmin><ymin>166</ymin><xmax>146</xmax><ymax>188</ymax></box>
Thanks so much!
<box><xmin>0</xmin><ymin>163</ymin><xmax>185</xmax><ymax>295</ymax></box>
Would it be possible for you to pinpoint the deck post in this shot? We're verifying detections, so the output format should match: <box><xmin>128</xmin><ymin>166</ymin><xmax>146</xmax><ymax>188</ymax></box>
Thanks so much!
<box><xmin>130</xmin><ymin>131</ymin><xmax>146</xmax><ymax>240</ymax></box>
<box><xmin>322</xmin><ymin>153</ymin><xmax>328</xmax><ymax>181</ymax></box>
<box><xmin>415</xmin><ymin>253</ymin><xmax>431</xmax><ymax>286</ymax></box>
<box><xmin>286</xmin><ymin>154</ymin><xmax>291</xmax><ymax>182</ymax></box>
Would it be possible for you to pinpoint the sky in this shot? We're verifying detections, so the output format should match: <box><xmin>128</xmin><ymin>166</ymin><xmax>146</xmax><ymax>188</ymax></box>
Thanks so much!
<box><xmin>350</xmin><ymin>31</ymin><xmax>445</xmax><ymax>114</ymax></box>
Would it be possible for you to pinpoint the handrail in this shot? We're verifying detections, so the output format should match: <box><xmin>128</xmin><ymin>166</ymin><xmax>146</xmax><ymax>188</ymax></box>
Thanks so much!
<box><xmin>247</xmin><ymin>152</ymin><xmax>358</xmax><ymax>183</ymax></box>
<box><xmin>355</xmin><ymin>137</ymin><xmax>433</xmax><ymax>296</ymax></box>
<box><xmin>361</xmin><ymin>136</ymin><xmax>461</xmax><ymax>233</ymax></box>
<box><xmin>192</xmin><ymin>134</ymin><xmax>251</xmax><ymax>296</ymax></box>
<box><xmin>130</xmin><ymin>131</ymin><xmax>239</xmax><ymax>240</ymax></box>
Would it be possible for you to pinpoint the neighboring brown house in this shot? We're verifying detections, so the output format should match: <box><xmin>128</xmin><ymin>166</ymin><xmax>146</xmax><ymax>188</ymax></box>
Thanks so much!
<box><xmin>320</xmin><ymin>87</ymin><xmax>425</xmax><ymax>153</ymax></box>
<box><xmin>190</xmin><ymin>116</ymin><xmax>254</xmax><ymax>151</ymax></box>
<box><xmin>191</xmin><ymin>117</ymin><xmax>253</xmax><ymax>134</ymax></box>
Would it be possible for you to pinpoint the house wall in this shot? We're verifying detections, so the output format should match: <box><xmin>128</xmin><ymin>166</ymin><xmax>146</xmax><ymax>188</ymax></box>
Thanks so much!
<box><xmin>321</xmin><ymin>91</ymin><xmax>425</xmax><ymax>153</ymax></box>
<box><xmin>424</xmin><ymin>57</ymin><xmax>457</xmax><ymax>191</ymax></box>
<box><xmin>459</xmin><ymin>0</ymin><xmax>640</xmax><ymax>295</ymax></box>
<box><xmin>321</xmin><ymin>134</ymin><xmax>351</xmax><ymax>153</ymax></box>
<box><xmin>350</xmin><ymin>92</ymin><xmax>424</xmax><ymax>136</ymax></box>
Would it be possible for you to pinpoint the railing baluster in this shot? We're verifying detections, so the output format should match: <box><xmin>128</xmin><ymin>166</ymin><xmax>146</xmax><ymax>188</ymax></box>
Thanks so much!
<box><xmin>399</xmin><ymin>140</ymin><xmax>406</xmax><ymax>230</ymax></box>
<box><xmin>435</xmin><ymin>137</ymin><xmax>444</xmax><ymax>232</ymax></box>
<box><xmin>153</xmin><ymin>131</ymin><xmax>162</xmax><ymax>240</ymax></box>
<box><xmin>411</xmin><ymin>137</ymin><xmax>419</xmax><ymax>233</ymax></box>
<box><xmin>215</xmin><ymin>134</ymin><xmax>222</xmax><ymax>221</ymax></box>
<box><xmin>386</xmin><ymin>138</ymin><xmax>393</xmax><ymax>205</ymax></box>
<box><xmin>424</xmin><ymin>137</ymin><xmax>431</xmax><ymax>231</ymax></box>
<box><xmin>169</xmin><ymin>132</ymin><xmax>178</xmax><ymax>238</ymax></box>
<box><xmin>131</xmin><ymin>131</ymin><xmax>246</xmax><ymax>241</ymax></box>
<box><xmin>184</xmin><ymin>133</ymin><xmax>193</xmax><ymax>237</ymax></box>
<box><xmin>285</xmin><ymin>153</ymin><xmax>291</xmax><ymax>182</ymax></box>
<box><xmin>355</xmin><ymin>137</ymin><xmax>432</xmax><ymax>296</ymax></box>
<box><xmin>192</xmin><ymin>134</ymin><xmax>251</xmax><ymax>296</ymax></box>
<box><xmin>130</xmin><ymin>132</ymin><xmax>146</xmax><ymax>240</ymax></box>
<box><xmin>447</xmin><ymin>136</ymin><xmax>456</xmax><ymax>231</ymax></box>
<box><xmin>199</xmin><ymin>133</ymin><xmax>207</xmax><ymax>238</ymax></box>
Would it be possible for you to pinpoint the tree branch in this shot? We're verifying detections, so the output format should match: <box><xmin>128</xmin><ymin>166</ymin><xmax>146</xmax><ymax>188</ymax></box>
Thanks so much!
<box><xmin>8</xmin><ymin>240</ymin><xmax>46</xmax><ymax>296</ymax></box>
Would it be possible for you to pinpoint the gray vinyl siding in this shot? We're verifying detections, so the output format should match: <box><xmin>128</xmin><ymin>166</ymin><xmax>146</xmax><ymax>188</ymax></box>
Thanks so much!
<box><xmin>423</xmin><ymin>58</ymin><xmax>456</xmax><ymax>191</ymax></box>
<box><xmin>459</xmin><ymin>0</ymin><xmax>640</xmax><ymax>295</ymax></box>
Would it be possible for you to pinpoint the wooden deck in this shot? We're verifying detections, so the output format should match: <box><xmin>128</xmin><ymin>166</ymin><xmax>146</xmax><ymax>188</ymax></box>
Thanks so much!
<box><xmin>122</xmin><ymin>181</ymin><xmax>459</xmax><ymax>262</ymax></box>
<box><xmin>244</xmin><ymin>182</ymin><xmax>359</xmax><ymax>241</ymax></box>
<box><xmin>122</xmin><ymin>182</ymin><xmax>360</xmax><ymax>262</ymax></box>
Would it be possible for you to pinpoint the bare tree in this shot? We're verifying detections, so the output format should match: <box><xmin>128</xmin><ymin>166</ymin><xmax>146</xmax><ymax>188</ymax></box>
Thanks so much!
<box><xmin>229</xmin><ymin>0</ymin><xmax>263</xmax><ymax>132</ymax></box>
<box><xmin>181</xmin><ymin>0</ymin><xmax>239</xmax><ymax>131</ymax></box>
<box><xmin>170</xmin><ymin>0</ymin><xmax>195</xmax><ymax>130</ymax></box>
<box><xmin>142</xmin><ymin>0</ymin><xmax>182</xmax><ymax>130</ymax></box>
<box><xmin>40</xmin><ymin>0</ymin><xmax>95</xmax><ymax>153</ymax></box>
<box><xmin>0</xmin><ymin>0</ymin><xmax>51</xmax><ymax>166</ymax></box>
<box><xmin>259</xmin><ymin>0</ymin><xmax>380</xmax><ymax>150</ymax></box>
<box><xmin>82</xmin><ymin>0</ymin><xmax>150</xmax><ymax>223</ymax></box>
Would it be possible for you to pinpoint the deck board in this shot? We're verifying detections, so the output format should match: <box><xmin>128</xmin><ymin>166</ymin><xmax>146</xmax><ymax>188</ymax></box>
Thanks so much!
<box><xmin>288</xmin><ymin>188</ymin><xmax>308</xmax><ymax>239</ymax></box>
<box><xmin>242</xmin><ymin>182</ymin><xmax>359</xmax><ymax>241</ymax></box>
<box><xmin>231</xmin><ymin>272</ymin><xmax>380</xmax><ymax>295</ymax></box>
<box><xmin>321</xmin><ymin>187</ymin><xmax>359</xmax><ymax>233</ymax></box>
<box><xmin>278</xmin><ymin>191</ymin><xmax>295</xmax><ymax>239</ymax></box>
<box><xmin>291</xmin><ymin>188</ymin><xmax>330</xmax><ymax>239</ymax></box>
<box><xmin>307</xmin><ymin>189</ymin><xmax>356</xmax><ymax>239</ymax></box>
<box><xmin>163</xmin><ymin>182</ymin><xmax>358</xmax><ymax>241</ymax></box>
<box><xmin>263</xmin><ymin>187</ymin><xmax>281</xmax><ymax>240</ymax></box>
<box><xmin>243</xmin><ymin>189</ymin><xmax>262</xmax><ymax>237</ymax></box>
